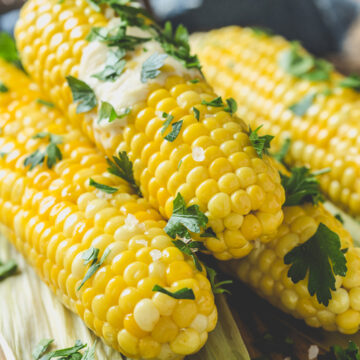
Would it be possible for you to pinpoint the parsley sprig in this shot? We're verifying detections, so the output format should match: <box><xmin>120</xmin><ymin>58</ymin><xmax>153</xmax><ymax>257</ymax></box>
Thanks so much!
<box><xmin>284</xmin><ymin>223</ymin><xmax>347</xmax><ymax>306</ymax></box>
<box><xmin>272</xmin><ymin>138</ymin><xmax>291</xmax><ymax>164</ymax></box>
<box><xmin>24</xmin><ymin>132</ymin><xmax>63</xmax><ymax>170</ymax></box>
<box><xmin>339</xmin><ymin>74</ymin><xmax>360</xmax><ymax>92</ymax></box>
<box><xmin>164</xmin><ymin>120</ymin><xmax>183</xmax><ymax>142</ymax></box>
<box><xmin>98</xmin><ymin>101</ymin><xmax>130</xmax><ymax>124</ymax></box>
<box><xmin>107</xmin><ymin>151</ymin><xmax>142</xmax><ymax>196</ymax></box>
<box><xmin>0</xmin><ymin>32</ymin><xmax>23</xmax><ymax>69</ymax></box>
<box><xmin>89</xmin><ymin>178</ymin><xmax>118</xmax><ymax>194</ymax></box>
<box><xmin>280</xmin><ymin>166</ymin><xmax>330</xmax><ymax>206</ymax></box>
<box><xmin>172</xmin><ymin>239</ymin><xmax>206</xmax><ymax>272</ymax></box>
<box><xmin>288</xmin><ymin>92</ymin><xmax>316</xmax><ymax>116</ymax></box>
<box><xmin>0</xmin><ymin>81</ymin><xmax>8</xmax><ymax>93</ymax></box>
<box><xmin>249</xmin><ymin>125</ymin><xmax>274</xmax><ymax>158</ymax></box>
<box><xmin>152</xmin><ymin>284</ymin><xmax>195</xmax><ymax>300</ymax></box>
<box><xmin>66</xmin><ymin>76</ymin><xmax>97</xmax><ymax>114</ymax></box>
<box><xmin>0</xmin><ymin>259</ymin><xmax>17</xmax><ymax>281</ymax></box>
<box><xmin>92</xmin><ymin>48</ymin><xmax>126</xmax><ymax>82</ymax></box>
<box><xmin>141</xmin><ymin>52</ymin><xmax>168</xmax><ymax>83</ymax></box>
<box><xmin>77</xmin><ymin>247</ymin><xmax>110</xmax><ymax>290</ymax></box>
<box><xmin>279</xmin><ymin>42</ymin><xmax>333</xmax><ymax>81</ymax></box>
<box><xmin>201</xmin><ymin>96</ymin><xmax>238</xmax><ymax>114</ymax></box>
<box><xmin>318</xmin><ymin>341</ymin><xmax>359</xmax><ymax>360</ymax></box>
<box><xmin>205</xmin><ymin>266</ymin><xmax>233</xmax><ymax>294</ymax></box>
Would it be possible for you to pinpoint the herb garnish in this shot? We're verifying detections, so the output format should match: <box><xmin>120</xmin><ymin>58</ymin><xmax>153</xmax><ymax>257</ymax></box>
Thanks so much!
<box><xmin>66</xmin><ymin>76</ymin><xmax>97</xmax><ymax>113</ymax></box>
<box><xmin>24</xmin><ymin>132</ymin><xmax>62</xmax><ymax>170</ymax></box>
<box><xmin>201</xmin><ymin>96</ymin><xmax>224</xmax><ymax>108</ymax></box>
<box><xmin>36</xmin><ymin>340</ymin><xmax>89</xmax><ymax>360</ymax></box>
<box><xmin>318</xmin><ymin>341</ymin><xmax>359</xmax><ymax>360</ymax></box>
<box><xmin>284</xmin><ymin>223</ymin><xmax>347</xmax><ymax>306</ymax></box>
<box><xmin>251</xmin><ymin>26</ymin><xmax>274</xmax><ymax>37</ymax></box>
<box><xmin>161</xmin><ymin>112</ymin><xmax>174</xmax><ymax>134</ymax></box>
<box><xmin>92</xmin><ymin>48</ymin><xmax>126</xmax><ymax>82</ymax></box>
<box><xmin>272</xmin><ymin>138</ymin><xmax>291</xmax><ymax>164</ymax></box>
<box><xmin>36</xmin><ymin>99</ymin><xmax>54</xmax><ymax>108</ymax></box>
<box><xmin>152</xmin><ymin>284</ymin><xmax>195</xmax><ymax>300</ymax></box>
<box><xmin>0</xmin><ymin>81</ymin><xmax>8</xmax><ymax>93</ymax></box>
<box><xmin>193</xmin><ymin>107</ymin><xmax>200</xmax><ymax>121</ymax></box>
<box><xmin>141</xmin><ymin>52</ymin><xmax>168</xmax><ymax>83</ymax></box>
<box><xmin>89</xmin><ymin>178</ymin><xmax>118</xmax><ymax>194</ymax></box>
<box><xmin>32</xmin><ymin>339</ymin><xmax>54</xmax><ymax>360</ymax></box>
<box><xmin>289</xmin><ymin>93</ymin><xmax>316</xmax><ymax>116</ymax></box>
<box><xmin>77</xmin><ymin>247</ymin><xmax>110</xmax><ymax>290</ymax></box>
<box><xmin>164</xmin><ymin>120</ymin><xmax>183</xmax><ymax>142</ymax></box>
<box><xmin>334</xmin><ymin>213</ymin><xmax>344</xmax><ymax>224</ymax></box>
<box><xmin>249</xmin><ymin>125</ymin><xmax>274</xmax><ymax>158</ymax></box>
<box><xmin>107</xmin><ymin>151</ymin><xmax>142</xmax><ymax>196</ymax></box>
<box><xmin>224</xmin><ymin>98</ymin><xmax>238</xmax><ymax>114</ymax></box>
<box><xmin>201</xmin><ymin>96</ymin><xmax>238</xmax><ymax>114</ymax></box>
<box><xmin>279</xmin><ymin>42</ymin><xmax>333</xmax><ymax>81</ymax></box>
<box><xmin>0</xmin><ymin>259</ymin><xmax>17</xmax><ymax>281</ymax></box>
<box><xmin>280</xmin><ymin>166</ymin><xmax>330</xmax><ymax>206</ymax></box>
<box><xmin>189</xmin><ymin>78</ymin><xmax>199</xmax><ymax>84</ymax></box>
<box><xmin>0</xmin><ymin>32</ymin><xmax>23</xmax><ymax>69</ymax></box>
<box><xmin>339</xmin><ymin>74</ymin><xmax>360</xmax><ymax>92</ymax></box>
<box><xmin>172</xmin><ymin>239</ymin><xmax>206</xmax><ymax>271</ymax></box>
<box><xmin>205</xmin><ymin>266</ymin><xmax>233</xmax><ymax>294</ymax></box>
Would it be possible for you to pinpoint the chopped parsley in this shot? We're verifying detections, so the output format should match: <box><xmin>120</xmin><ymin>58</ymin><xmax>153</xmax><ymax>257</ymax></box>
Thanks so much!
<box><xmin>224</xmin><ymin>97</ymin><xmax>238</xmax><ymax>115</ymax></box>
<box><xmin>164</xmin><ymin>193</ymin><xmax>209</xmax><ymax>241</ymax></box>
<box><xmin>66</xmin><ymin>76</ymin><xmax>97</xmax><ymax>114</ymax></box>
<box><xmin>161</xmin><ymin>112</ymin><xmax>174</xmax><ymax>134</ymax></box>
<box><xmin>24</xmin><ymin>132</ymin><xmax>62</xmax><ymax>170</ymax></box>
<box><xmin>249</xmin><ymin>125</ymin><xmax>274</xmax><ymax>158</ymax></box>
<box><xmin>107</xmin><ymin>151</ymin><xmax>142</xmax><ymax>196</ymax></box>
<box><xmin>0</xmin><ymin>259</ymin><xmax>17</xmax><ymax>281</ymax></box>
<box><xmin>279</xmin><ymin>42</ymin><xmax>333</xmax><ymax>81</ymax></box>
<box><xmin>193</xmin><ymin>107</ymin><xmax>200</xmax><ymax>121</ymax></box>
<box><xmin>36</xmin><ymin>99</ymin><xmax>54</xmax><ymax>108</ymax></box>
<box><xmin>140</xmin><ymin>52</ymin><xmax>168</xmax><ymax>83</ymax></box>
<box><xmin>172</xmin><ymin>239</ymin><xmax>206</xmax><ymax>271</ymax></box>
<box><xmin>205</xmin><ymin>266</ymin><xmax>233</xmax><ymax>294</ymax></box>
<box><xmin>250</xmin><ymin>26</ymin><xmax>274</xmax><ymax>37</ymax></box>
<box><xmin>289</xmin><ymin>92</ymin><xmax>316</xmax><ymax>116</ymax></box>
<box><xmin>0</xmin><ymin>81</ymin><xmax>8</xmax><ymax>93</ymax></box>
<box><xmin>154</xmin><ymin>21</ymin><xmax>201</xmax><ymax>71</ymax></box>
<box><xmin>152</xmin><ymin>284</ymin><xmax>195</xmax><ymax>300</ymax></box>
<box><xmin>32</xmin><ymin>339</ymin><xmax>54</xmax><ymax>360</ymax></box>
<box><xmin>201</xmin><ymin>96</ymin><xmax>237</xmax><ymax>114</ymax></box>
<box><xmin>272</xmin><ymin>138</ymin><xmax>291</xmax><ymax>164</ymax></box>
<box><xmin>89</xmin><ymin>178</ymin><xmax>118</xmax><ymax>194</ymax></box>
<box><xmin>92</xmin><ymin>48</ymin><xmax>126</xmax><ymax>82</ymax></box>
<box><xmin>77</xmin><ymin>247</ymin><xmax>110</xmax><ymax>290</ymax></box>
<box><xmin>0</xmin><ymin>32</ymin><xmax>22</xmax><ymax>69</ymax></box>
<box><xmin>334</xmin><ymin>213</ymin><xmax>344</xmax><ymax>224</ymax></box>
<box><xmin>318</xmin><ymin>341</ymin><xmax>359</xmax><ymax>360</ymax></box>
<box><xmin>164</xmin><ymin>120</ymin><xmax>183</xmax><ymax>142</ymax></box>
<box><xmin>201</xmin><ymin>96</ymin><xmax>224</xmax><ymax>108</ymax></box>
<box><xmin>284</xmin><ymin>222</ymin><xmax>347</xmax><ymax>306</ymax></box>
<box><xmin>280</xmin><ymin>166</ymin><xmax>329</xmax><ymax>206</ymax></box>
<box><xmin>339</xmin><ymin>74</ymin><xmax>360</xmax><ymax>92</ymax></box>
<box><xmin>200</xmin><ymin>227</ymin><xmax>217</xmax><ymax>238</ymax></box>
<box><xmin>189</xmin><ymin>78</ymin><xmax>200</xmax><ymax>84</ymax></box>
<box><xmin>98</xmin><ymin>101</ymin><xmax>118</xmax><ymax>123</ymax></box>
<box><xmin>35</xmin><ymin>340</ymin><xmax>90</xmax><ymax>360</ymax></box>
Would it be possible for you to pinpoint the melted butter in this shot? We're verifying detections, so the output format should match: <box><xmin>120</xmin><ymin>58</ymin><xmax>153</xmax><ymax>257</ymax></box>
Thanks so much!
<box><xmin>78</xmin><ymin>18</ymin><xmax>200</xmax><ymax>136</ymax></box>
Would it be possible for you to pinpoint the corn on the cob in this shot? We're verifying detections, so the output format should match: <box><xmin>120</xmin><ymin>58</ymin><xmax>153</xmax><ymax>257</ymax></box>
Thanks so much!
<box><xmin>0</xmin><ymin>59</ymin><xmax>217</xmax><ymax>359</ymax></box>
<box><xmin>222</xmin><ymin>202</ymin><xmax>360</xmax><ymax>334</ymax></box>
<box><xmin>190</xmin><ymin>26</ymin><xmax>360</xmax><ymax>217</ymax></box>
<box><xmin>15</xmin><ymin>0</ymin><xmax>285</xmax><ymax>260</ymax></box>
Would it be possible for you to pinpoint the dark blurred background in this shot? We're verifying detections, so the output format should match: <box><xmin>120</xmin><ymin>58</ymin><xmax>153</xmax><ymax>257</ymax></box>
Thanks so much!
<box><xmin>2</xmin><ymin>0</ymin><xmax>360</xmax><ymax>71</ymax></box>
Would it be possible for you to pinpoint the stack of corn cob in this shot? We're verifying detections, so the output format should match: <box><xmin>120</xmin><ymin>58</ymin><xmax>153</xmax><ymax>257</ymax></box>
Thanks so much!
<box><xmin>0</xmin><ymin>0</ymin><xmax>359</xmax><ymax>358</ymax></box>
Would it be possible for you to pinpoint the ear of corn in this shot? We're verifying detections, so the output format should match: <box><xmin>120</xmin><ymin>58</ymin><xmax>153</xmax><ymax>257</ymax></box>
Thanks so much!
<box><xmin>15</xmin><ymin>0</ymin><xmax>285</xmax><ymax>260</ymax></box>
<box><xmin>0</xmin><ymin>58</ymin><xmax>217</xmax><ymax>359</ymax></box>
<box><xmin>190</xmin><ymin>26</ymin><xmax>360</xmax><ymax>217</ymax></box>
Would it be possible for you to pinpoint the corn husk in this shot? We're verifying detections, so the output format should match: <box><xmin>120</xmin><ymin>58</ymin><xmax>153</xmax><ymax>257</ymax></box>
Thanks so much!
<box><xmin>0</xmin><ymin>234</ymin><xmax>249</xmax><ymax>360</ymax></box>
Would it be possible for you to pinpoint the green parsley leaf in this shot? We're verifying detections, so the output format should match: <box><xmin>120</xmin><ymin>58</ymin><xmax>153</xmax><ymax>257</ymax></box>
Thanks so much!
<box><xmin>193</xmin><ymin>107</ymin><xmax>200</xmax><ymax>121</ymax></box>
<box><xmin>152</xmin><ymin>284</ymin><xmax>195</xmax><ymax>300</ymax></box>
<box><xmin>98</xmin><ymin>101</ymin><xmax>118</xmax><ymax>123</ymax></box>
<box><xmin>339</xmin><ymin>74</ymin><xmax>360</xmax><ymax>92</ymax></box>
<box><xmin>200</xmin><ymin>227</ymin><xmax>217</xmax><ymax>238</ymax></box>
<box><xmin>289</xmin><ymin>93</ymin><xmax>316</xmax><ymax>116</ymax></box>
<box><xmin>224</xmin><ymin>97</ymin><xmax>237</xmax><ymax>114</ymax></box>
<box><xmin>318</xmin><ymin>341</ymin><xmax>360</xmax><ymax>360</ymax></box>
<box><xmin>172</xmin><ymin>239</ymin><xmax>206</xmax><ymax>271</ymax></box>
<box><xmin>189</xmin><ymin>78</ymin><xmax>199</xmax><ymax>84</ymax></box>
<box><xmin>161</xmin><ymin>113</ymin><xmax>174</xmax><ymax>134</ymax></box>
<box><xmin>82</xmin><ymin>341</ymin><xmax>96</xmax><ymax>360</ymax></box>
<box><xmin>165</xmin><ymin>193</ymin><xmax>208</xmax><ymax>241</ymax></box>
<box><xmin>89</xmin><ymin>178</ymin><xmax>118</xmax><ymax>194</ymax></box>
<box><xmin>279</xmin><ymin>42</ymin><xmax>333</xmax><ymax>81</ymax></box>
<box><xmin>66</xmin><ymin>76</ymin><xmax>97</xmax><ymax>113</ymax></box>
<box><xmin>334</xmin><ymin>213</ymin><xmax>344</xmax><ymax>224</ymax></box>
<box><xmin>249</xmin><ymin>125</ymin><xmax>274</xmax><ymax>158</ymax></box>
<box><xmin>24</xmin><ymin>150</ymin><xmax>45</xmax><ymax>170</ymax></box>
<box><xmin>141</xmin><ymin>52</ymin><xmax>168</xmax><ymax>83</ymax></box>
<box><xmin>33</xmin><ymin>132</ymin><xmax>62</xmax><ymax>144</ymax></box>
<box><xmin>0</xmin><ymin>81</ymin><xmax>8</xmax><ymax>93</ymax></box>
<box><xmin>281</xmin><ymin>166</ymin><xmax>328</xmax><ymax>206</ymax></box>
<box><xmin>0</xmin><ymin>259</ymin><xmax>17</xmax><ymax>281</ymax></box>
<box><xmin>201</xmin><ymin>96</ymin><xmax>224</xmax><ymax>107</ymax></box>
<box><xmin>32</xmin><ymin>339</ymin><xmax>54</xmax><ymax>360</ymax></box>
<box><xmin>39</xmin><ymin>340</ymin><xmax>86</xmax><ymax>360</ymax></box>
<box><xmin>154</xmin><ymin>21</ymin><xmax>201</xmax><ymax>71</ymax></box>
<box><xmin>205</xmin><ymin>266</ymin><xmax>233</xmax><ymax>294</ymax></box>
<box><xmin>321</xmin><ymin>88</ymin><xmax>333</xmax><ymax>96</ymax></box>
<box><xmin>46</xmin><ymin>143</ymin><xmax>62</xmax><ymax>168</ymax></box>
<box><xmin>0</xmin><ymin>32</ymin><xmax>22</xmax><ymax>69</ymax></box>
<box><xmin>251</xmin><ymin>26</ymin><xmax>274</xmax><ymax>37</ymax></box>
<box><xmin>284</xmin><ymin>222</ymin><xmax>347</xmax><ymax>306</ymax></box>
<box><xmin>107</xmin><ymin>151</ymin><xmax>142</xmax><ymax>196</ymax></box>
<box><xmin>110</xmin><ymin>3</ymin><xmax>153</xmax><ymax>28</ymax></box>
<box><xmin>36</xmin><ymin>99</ymin><xmax>54</xmax><ymax>108</ymax></box>
<box><xmin>77</xmin><ymin>248</ymin><xmax>110</xmax><ymax>290</ymax></box>
<box><xmin>164</xmin><ymin>120</ymin><xmax>183</xmax><ymax>142</ymax></box>
<box><xmin>92</xmin><ymin>48</ymin><xmax>126</xmax><ymax>82</ymax></box>
<box><xmin>272</xmin><ymin>138</ymin><xmax>291</xmax><ymax>164</ymax></box>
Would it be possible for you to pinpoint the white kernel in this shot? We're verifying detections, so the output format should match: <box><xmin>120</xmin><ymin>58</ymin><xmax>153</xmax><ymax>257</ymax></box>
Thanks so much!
<box><xmin>125</xmin><ymin>214</ymin><xmax>139</xmax><ymax>228</ymax></box>
<box><xmin>190</xmin><ymin>314</ymin><xmax>208</xmax><ymax>333</ymax></box>
<box><xmin>308</xmin><ymin>344</ymin><xmax>319</xmax><ymax>360</ymax></box>
<box><xmin>134</xmin><ymin>299</ymin><xmax>160</xmax><ymax>331</ymax></box>
<box><xmin>192</xmin><ymin>147</ymin><xmax>205</xmax><ymax>162</ymax></box>
<box><xmin>150</xmin><ymin>249</ymin><xmax>162</xmax><ymax>261</ymax></box>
